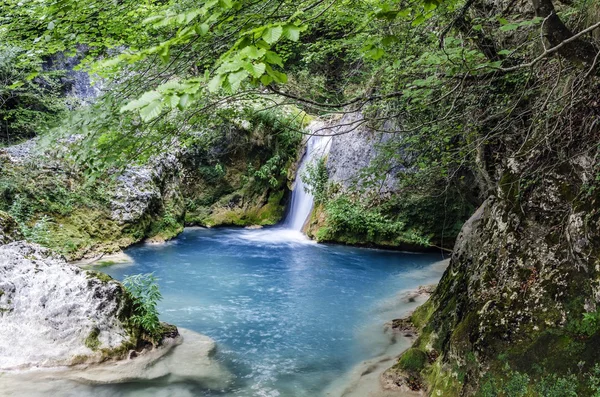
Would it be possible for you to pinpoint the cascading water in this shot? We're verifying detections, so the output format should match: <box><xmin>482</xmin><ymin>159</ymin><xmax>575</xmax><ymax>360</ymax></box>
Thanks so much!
<box><xmin>238</xmin><ymin>121</ymin><xmax>331</xmax><ymax>244</ymax></box>
<box><xmin>284</xmin><ymin>121</ymin><xmax>332</xmax><ymax>231</ymax></box>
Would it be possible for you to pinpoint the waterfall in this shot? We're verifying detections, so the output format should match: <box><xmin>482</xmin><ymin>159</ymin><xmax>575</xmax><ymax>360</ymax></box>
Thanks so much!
<box><xmin>238</xmin><ymin>121</ymin><xmax>331</xmax><ymax>244</ymax></box>
<box><xmin>284</xmin><ymin>121</ymin><xmax>332</xmax><ymax>231</ymax></box>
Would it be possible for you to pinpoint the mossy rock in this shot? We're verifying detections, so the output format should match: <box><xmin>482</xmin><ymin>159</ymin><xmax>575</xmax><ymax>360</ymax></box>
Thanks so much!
<box><xmin>86</xmin><ymin>270</ymin><xmax>114</xmax><ymax>284</ymax></box>
<box><xmin>85</xmin><ymin>327</ymin><xmax>101</xmax><ymax>351</ymax></box>
<box><xmin>397</xmin><ymin>348</ymin><xmax>428</xmax><ymax>372</ymax></box>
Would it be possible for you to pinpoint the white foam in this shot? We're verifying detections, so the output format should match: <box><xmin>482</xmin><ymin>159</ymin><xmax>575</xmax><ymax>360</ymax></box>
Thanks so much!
<box><xmin>236</xmin><ymin>228</ymin><xmax>317</xmax><ymax>245</ymax></box>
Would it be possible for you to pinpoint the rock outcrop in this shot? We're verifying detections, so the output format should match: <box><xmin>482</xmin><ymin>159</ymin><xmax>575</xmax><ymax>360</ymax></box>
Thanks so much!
<box><xmin>0</xmin><ymin>328</ymin><xmax>232</xmax><ymax>396</ymax></box>
<box><xmin>382</xmin><ymin>3</ymin><xmax>600</xmax><ymax>391</ymax></box>
<box><xmin>0</xmin><ymin>107</ymin><xmax>300</xmax><ymax>260</ymax></box>
<box><xmin>305</xmin><ymin>113</ymin><xmax>474</xmax><ymax>250</ymax></box>
<box><xmin>0</xmin><ymin>242</ymin><xmax>133</xmax><ymax>369</ymax></box>
<box><xmin>324</xmin><ymin>112</ymin><xmax>403</xmax><ymax>193</ymax></box>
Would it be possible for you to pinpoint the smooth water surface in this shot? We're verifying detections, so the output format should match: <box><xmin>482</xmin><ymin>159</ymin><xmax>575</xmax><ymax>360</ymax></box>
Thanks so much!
<box><xmin>98</xmin><ymin>227</ymin><xmax>445</xmax><ymax>397</ymax></box>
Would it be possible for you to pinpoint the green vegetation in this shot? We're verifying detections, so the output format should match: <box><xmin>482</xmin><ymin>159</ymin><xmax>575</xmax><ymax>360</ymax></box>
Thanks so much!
<box><xmin>182</xmin><ymin>106</ymin><xmax>303</xmax><ymax>227</ymax></box>
<box><xmin>123</xmin><ymin>273</ymin><xmax>163</xmax><ymax>341</ymax></box>
<box><xmin>303</xmin><ymin>157</ymin><xmax>472</xmax><ymax>249</ymax></box>
<box><xmin>0</xmin><ymin>46</ymin><xmax>67</xmax><ymax>145</ymax></box>
<box><xmin>84</xmin><ymin>327</ymin><xmax>101</xmax><ymax>351</ymax></box>
<box><xmin>397</xmin><ymin>348</ymin><xmax>428</xmax><ymax>372</ymax></box>
<box><xmin>478</xmin><ymin>365</ymin><xmax>600</xmax><ymax>397</ymax></box>
<box><xmin>86</xmin><ymin>270</ymin><xmax>114</xmax><ymax>284</ymax></box>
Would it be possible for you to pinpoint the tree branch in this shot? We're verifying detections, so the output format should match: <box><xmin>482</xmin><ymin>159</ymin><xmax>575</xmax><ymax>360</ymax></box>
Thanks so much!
<box><xmin>496</xmin><ymin>21</ymin><xmax>600</xmax><ymax>72</ymax></box>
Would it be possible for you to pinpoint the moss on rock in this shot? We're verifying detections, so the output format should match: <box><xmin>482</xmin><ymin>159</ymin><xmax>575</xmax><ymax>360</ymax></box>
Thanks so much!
<box><xmin>397</xmin><ymin>348</ymin><xmax>428</xmax><ymax>372</ymax></box>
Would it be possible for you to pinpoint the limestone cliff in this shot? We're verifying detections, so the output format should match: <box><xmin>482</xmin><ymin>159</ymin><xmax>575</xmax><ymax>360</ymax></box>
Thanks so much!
<box><xmin>305</xmin><ymin>112</ymin><xmax>475</xmax><ymax>250</ymax></box>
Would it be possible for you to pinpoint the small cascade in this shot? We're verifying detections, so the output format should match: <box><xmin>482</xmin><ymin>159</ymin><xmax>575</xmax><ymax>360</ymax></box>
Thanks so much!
<box><xmin>238</xmin><ymin>121</ymin><xmax>331</xmax><ymax>244</ymax></box>
<box><xmin>284</xmin><ymin>121</ymin><xmax>332</xmax><ymax>231</ymax></box>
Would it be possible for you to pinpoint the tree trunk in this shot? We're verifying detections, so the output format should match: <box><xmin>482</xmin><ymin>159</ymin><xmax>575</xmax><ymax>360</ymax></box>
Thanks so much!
<box><xmin>531</xmin><ymin>0</ymin><xmax>597</xmax><ymax>64</ymax></box>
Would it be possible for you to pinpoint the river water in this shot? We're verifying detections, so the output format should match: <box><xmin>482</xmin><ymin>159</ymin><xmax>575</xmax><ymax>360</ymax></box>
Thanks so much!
<box><xmin>2</xmin><ymin>131</ymin><xmax>446</xmax><ymax>396</ymax></box>
<box><xmin>96</xmin><ymin>227</ymin><xmax>445</xmax><ymax>396</ymax></box>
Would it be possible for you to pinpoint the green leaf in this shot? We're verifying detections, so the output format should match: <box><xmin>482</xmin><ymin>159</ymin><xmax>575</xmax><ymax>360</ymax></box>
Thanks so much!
<box><xmin>244</xmin><ymin>62</ymin><xmax>266</xmax><ymax>78</ymax></box>
<box><xmin>398</xmin><ymin>8</ymin><xmax>411</xmax><ymax>18</ymax></box>
<box><xmin>282</xmin><ymin>24</ymin><xmax>302</xmax><ymax>41</ymax></box>
<box><xmin>120</xmin><ymin>91</ymin><xmax>161</xmax><ymax>112</ymax></box>
<box><xmin>195</xmin><ymin>23</ymin><xmax>209</xmax><ymax>35</ymax></box>
<box><xmin>423</xmin><ymin>1</ymin><xmax>437</xmax><ymax>11</ymax></box>
<box><xmin>157</xmin><ymin>80</ymin><xmax>184</xmax><ymax>92</ymax></box>
<box><xmin>260</xmin><ymin>74</ymin><xmax>273</xmax><ymax>86</ymax></box>
<box><xmin>499</xmin><ymin>23</ymin><xmax>519</xmax><ymax>31</ymax></box>
<box><xmin>178</xmin><ymin>93</ymin><xmax>190</xmax><ymax>109</ymax></box>
<box><xmin>168</xmin><ymin>94</ymin><xmax>180</xmax><ymax>108</ymax></box>
<box><xmin>219</xmin><ymin>0</ymin><xmax>233</xmax><ymax>9</ymax></box>
<box><xmin>216</xmin><ymin>59</ymin><xmax>245</xmax><ymax>74</ymax></box>
<box><xmin>227</xmin><ymin>69</ymin><xmax>249</xmax><ymax>91</ymax></box>
<box><xmin>255</xmin><ymin>39</ymin><xmax>271</xmax><ymax>50</ymax></box>
<box><xmin>239</xmin><ymin>46</ymin><xmax>266</xmax><ymax>60</ymax></box>
<box><xmin>139</xmin><ymin>100</ymin><xmax>163</xmax><ymax>121</ymax></box>
<box><xmin>7</xmin><ymin>81</ymin><xmax>24</xmax><ymax>89</ymax></box>
<box><xmin>365</xmin><ymin>47</ymin><xmax>385</xmax><ymax>60</ymax></box>
<box><xmin>412</xmin><ymin>14</ymin><xmax>426</xmax><ymax>27</ymax></box>
<box><xmin>207</xmin><ymin>75</ymin><xmax>223</xmax><ymax>93</ymax></box>
<box><xmin>264</xmin><ymin>51</ymin><xmax>283</xmax><ymax>67</ymax></box>
<box><xmin>265</xmin><ymin>66</ymin><xmax>287</xmax><ymax>84</ymax></box>
<box><xmin>159</xmin><ymin>45</ymin><xmax>170</xmax><ymax>63</ymax></box>
<box><xmin>143</xmin><ymin>15</ymin><xmax>165</xmax><ymax>25</ymax></box>
<box><xmin>262</xmin><ymin>25</ymin><xmax>283</xmax><ymax>44</ymax></box>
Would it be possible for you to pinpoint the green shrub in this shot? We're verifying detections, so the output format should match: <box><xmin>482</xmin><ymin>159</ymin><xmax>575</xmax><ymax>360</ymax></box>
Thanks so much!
<box><xmin>324</xmin><ymin>196</ymin><xmax>405</xmax><ymax>240</ymax></box>
<box><xmin>535</xmin><ymin>374</ymin><xmax>578</xmax><ymax>397</ymax></box>
<box><xmin>589</xmin><ymin>364</ymin><xmax>600</xmax><ymax>396</ymax></box>
<box><xmin>123</xmin><ymin>273</ymin><xmax>163</xmax><ymax>341</ymax></box>
<box><xmin>503</xmin><ymin>371</ymin><xmax>529</xmax><ymax>397</ymax></box>
<box><xmin>302</xmin><ymin>157</ymin><xmax>329</xmax><ymax>205</ymax></box>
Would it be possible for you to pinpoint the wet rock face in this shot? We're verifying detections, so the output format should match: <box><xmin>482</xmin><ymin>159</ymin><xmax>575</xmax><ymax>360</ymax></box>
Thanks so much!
<box><xmin>0</xmin><ymin>211</ymin><xmax>22</xmax><ymax>245</ymax></box>
<box><xmin>324</xmin><ymin>112</ymin><xmax>403</xmax><ymax>193</ymax></box>
<box><xmin>0</xmin><ymin>242</ymin><xmax>132</xmax><ymax>370</ymax></box>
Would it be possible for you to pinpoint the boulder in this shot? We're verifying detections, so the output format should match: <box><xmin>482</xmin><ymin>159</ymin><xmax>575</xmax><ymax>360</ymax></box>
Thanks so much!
<box><xmin>0</xmin><ymin>242</ymin><xmax>132</xmax><ymax>370</ymax></box>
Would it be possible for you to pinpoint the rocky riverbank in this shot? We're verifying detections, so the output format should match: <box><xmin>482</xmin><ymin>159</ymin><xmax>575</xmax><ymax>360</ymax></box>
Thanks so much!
<box><xmin>0</xmin><ymin>328</ymin><xmax>231</xmax><ymax>397</ymax></box>
<box><xmin>0</xmin><ymin>241</ymin><xmax>140</xmax><ymax>370</ymax></box>
<box><xmin>0</xmin><ymin>106</ymin><xmax>302</xmax><ymax>261</ymax></box>
<box><xmin>303</xmin><ymin>113</ymin><xmax>474</xmax><ymax>251</ymax></box>
<box><xmin>326</xmin><ymin>260</ymin><xmax>448</xmax><ymax>397</ymax></box>
<box><xmin>0</xmin><ymin>234</ymin><xmax>231</xmax><ymax>395</ymax></box>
